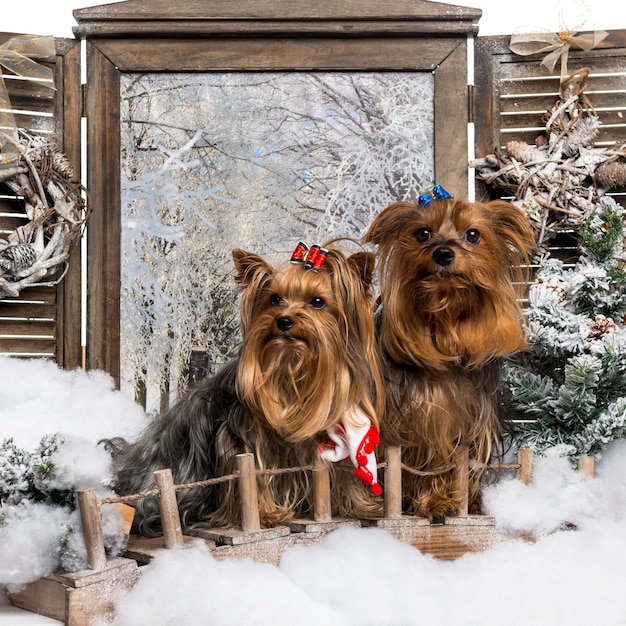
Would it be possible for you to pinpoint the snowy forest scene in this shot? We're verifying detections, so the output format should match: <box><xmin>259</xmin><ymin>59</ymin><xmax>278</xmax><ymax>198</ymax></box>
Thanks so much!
<box><xmin>119</xmin><ymin>71</ymin><xmax>434</xmax><ymax>410</ymax></box>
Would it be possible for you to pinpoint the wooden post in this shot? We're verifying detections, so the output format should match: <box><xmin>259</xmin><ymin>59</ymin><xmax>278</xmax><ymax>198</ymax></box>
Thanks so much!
<box><xmin>153</xmin><ymin>469</ymin><xmax>184</xmax><ymax>549</ymax></box>
<box><xmin>516</xmin><ymin>448</ymin><xmax>533</xmax><ymax>485</ymax></box>
<box><xmin>384</xmin><ymin>446</ymin><xmax>402</xmax><ymax>519</ymax></box>
<box><xmin>77</xmin><ymin>488</ymin><xmax>107</xmax><ymax>571</ymax></box>
<box><xmin>313</xmin><ymin>455</ymin><xmax>332</xmax><ymax>523</ymax></box>
<box><xmin>237</xmin><ymin>453</ymin><xmax>261</xmax><ymax>532</ymax></box>
<box><xmin>452</xmin><ymin>447</ymin><xmax>469</xmax><ymax>517</ymax></box>
<box><xmin>578</xmin><ymin>455</ymin><xmax>595</xmax><ymax>477</ymax></box>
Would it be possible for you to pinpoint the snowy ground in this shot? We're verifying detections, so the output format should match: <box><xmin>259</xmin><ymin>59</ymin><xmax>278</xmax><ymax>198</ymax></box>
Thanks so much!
<box><xmin>2</xmin><ymin>355</ymin><xmax>626</xmax><ymax>625</ymax></box>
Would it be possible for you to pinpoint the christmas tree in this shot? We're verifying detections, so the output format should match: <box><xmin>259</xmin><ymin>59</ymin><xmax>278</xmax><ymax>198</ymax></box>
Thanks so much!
<box><xmin>503</xmin><ymin>196</ymin><xmax>626</xmax><ymax>458</ymax></box>
<box><xmin>473</xmin><ymin>67</ymin><xmax>626</xmax><ymax>461</ymax></box>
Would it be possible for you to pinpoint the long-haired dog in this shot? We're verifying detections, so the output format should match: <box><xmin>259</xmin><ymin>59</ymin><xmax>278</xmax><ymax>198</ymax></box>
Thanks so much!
<box><xmin>363</xmin><ymin>189</ymin><xmax>535</xmax><ymax>518</ymax></box>
<box><xmin>106</xmin><ymin>242</ymin><xmax>384</xmax><ymax>535</ymax></box>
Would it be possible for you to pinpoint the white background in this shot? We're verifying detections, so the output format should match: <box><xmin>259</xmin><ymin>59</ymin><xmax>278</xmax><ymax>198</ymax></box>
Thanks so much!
<box><xmin>1</xmin><ymin>0</ymin><xmax>624</xmax><ymax>39</ymax></box>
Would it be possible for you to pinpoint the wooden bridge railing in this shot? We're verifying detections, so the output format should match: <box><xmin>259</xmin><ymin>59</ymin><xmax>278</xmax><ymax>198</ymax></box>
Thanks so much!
<box><xmin>77</xmin><ymin>446</ymin><xmax>595</xmax><ymax>571</ymax></box>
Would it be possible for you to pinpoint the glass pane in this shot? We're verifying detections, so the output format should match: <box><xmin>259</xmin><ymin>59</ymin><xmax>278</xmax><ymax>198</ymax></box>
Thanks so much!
<box><xmin>120</xmin><ymin>71</ymin><xmax>434</xmax><ymax>410</ymax></box>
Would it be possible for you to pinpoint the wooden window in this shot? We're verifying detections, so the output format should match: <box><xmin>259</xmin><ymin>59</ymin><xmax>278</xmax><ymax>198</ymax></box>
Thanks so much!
<box><xmin>74</xmin><ymin>0</ymin><xmax>477</xmax><ymax>402</ymax></box>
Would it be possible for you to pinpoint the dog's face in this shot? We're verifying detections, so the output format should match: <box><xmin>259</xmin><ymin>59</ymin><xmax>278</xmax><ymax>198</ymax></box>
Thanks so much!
<box><xmin>236</xmin><ymin>256</ymin><xmax>342</xmax><ymax>362</ymax></box>
<box><xmin>364</xmin><ymin>198</ymin><xmax>536</xmax><ymax>368</ymax></box>
<box><xmin>231</xmin><ymin>246</ymin><xmax>381</xmax><ymax>441</ymax></box>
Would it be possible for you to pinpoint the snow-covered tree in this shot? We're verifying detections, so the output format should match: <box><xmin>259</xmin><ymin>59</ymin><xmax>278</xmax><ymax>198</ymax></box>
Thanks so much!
<box><xmin>474</xmin><ymin>65</ymin><xmax>626</xmax><ymax>461</ymax></box>
<box><xmin>503</xmin><ymin>196</ymin><xmax>626</xmax><ymax>458</ymax></box>
<box><xmin>120</xmin><ymin>72</ymin><xmax>435</xmax><ymax>407</ymax></box>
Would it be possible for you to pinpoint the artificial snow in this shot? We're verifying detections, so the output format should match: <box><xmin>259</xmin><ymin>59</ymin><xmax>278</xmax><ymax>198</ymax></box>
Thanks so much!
<box><xmin>0</xmin><ymin>355</ymin><xmax>147</xmax><ymax>450</ymax></box>
<box><xmin>0</xmin><ymin>356</ymin><xmax>148</xmax><ymax>590</ymax></box>
<box><xmin>2</xmin><ymin>355</ymin><xmax>626</xmax><ymax>624</ymax></box>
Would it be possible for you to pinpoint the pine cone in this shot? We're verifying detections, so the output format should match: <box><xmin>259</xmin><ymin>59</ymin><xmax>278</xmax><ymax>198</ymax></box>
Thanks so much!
<box><xmin>536</xmin><ymin>276</ymin><xmax>567</xmax><ymax>303</ymax></box>
<box><xmin>52</xmin><ymin>149</ymin><xmax>76</xmax><ymax>181</ymax></box>
<box><xmin>0</xmin><ymin>243</ymin><xmax>38</xmax><ymax>273</ymax></box>
<box><xmin>562</xmin><ymin>117</ymin><xmax>601</xmax><ymax>157</ymax></box>
<box><xmin>506</xmin><ymin>140</ymin><xmax>543</xmax><ymax>164</ymax></box>
<box><xmin>594</xmin><ymin>159</ymin><xmax>626</xmax><ymax>190</ymax></box>
<box><xmin>587</xmin><ymin>314</ymin><xmax>618</xmax><ymax>340</ymax></box>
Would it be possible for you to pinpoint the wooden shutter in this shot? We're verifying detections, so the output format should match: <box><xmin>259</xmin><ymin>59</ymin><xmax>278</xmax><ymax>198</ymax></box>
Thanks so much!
<box><xmin>474</xmin><ymin>29</ymin><xmax>626</xmax><ymax>268</ymax></box>
<box><xmin>0</xmin><ymin>34</ymin><xmax>82</xmax><ymax>369</ymax></box>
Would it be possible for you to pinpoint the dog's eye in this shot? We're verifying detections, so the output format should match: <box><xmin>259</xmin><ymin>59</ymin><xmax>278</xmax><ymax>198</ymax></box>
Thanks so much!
<box><xmin>309</xmin><ymin>297</ymin><xmax>326</xmax><ymax>310</ymax></box>
<box><xmin>415</xmin><ymin>227</ymin><xmax>432</xmax><ymax>242</ymax></box>
<box><xmin>270</xmin><ymin>294</ymin><xmax>282</xmax><ymax>306</ymax></box>
<box><xmin>464</xmin><ymin>228</ymin><xmax>481</xmax><ymax>244</ymax></box>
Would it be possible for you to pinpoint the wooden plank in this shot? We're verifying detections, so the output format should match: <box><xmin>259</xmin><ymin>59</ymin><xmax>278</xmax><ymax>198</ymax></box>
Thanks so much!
<box><xmin>0</xmin><ymin>217</ymin><xmax>29</xmax><ymax>234</ymax></box>
<box><xmin>0</xmin><ymin>337</ymin><xmax>56</xmax><ymax>353</ymax></box>
<box><xmin>73</xmin><ymin>0</ymin><xmax>482</xmax><ymax>22</ymax></box>
<box><xmin>93</xmin><ymin>37</ymin><xmax>461</xmax><ymax>72</ymax></box>
<box><xmin>473</xmin><ymin>36</ymin><xmax>497</xmax><ymax>199</ymax></box>
<box><xmin>54</xmin><ymin>37</ymin><xmax>84</xmax><ymax>371</ymax></box>
<box><xmin>48</xmin><ymin>557</ymin><xmax>138</xmax><ymax>589</ymax></box>
<box><xmin>434</xmin><ymin>38</ymin><xmax>469</xmax><ymax>196</ymax></box>
<box><xmin>85</xmin><ymin>41</ymin><xmax>122</xmax><ymax>382</ymax></box>
<box><xmin>0</xmin><ymin>299</ymin><xmax>56</xmax><ymax>318</ymax></box>
<box><xmin>1</xmin><ymin>73</ymin><xmax>57</xmax><ymax>98</ymax></box>
<box><xmin>209</xmin><ymin>528</ymin><xmax>344</xmax><ymax>564</ymax></box>
<box><xmin>125</xmin><ymin>534</ymin><xmax>214</xmax><ymax>565</ymax></box>
<box><xmin>0</xmin><ymin>319</ymin><xmax>56</xmax><ymax>334</ymax></box>
<box><xmin>73</xmin><ymin>0</ymin><xmax>481</xmax><ymax>39</ymax></box>
<box><xmin>195</xmin><ymin>524</ymin><xmax>291</xmax><ymax>547</ymax></box>
<box><xmin>76</xmin><ymin>21</ymin><xmax>481</xmax><ymax>39</ymax></box>
<box><xmin>285</xmin><ymin>518</ymin><xmax>362</xmax><ymax>533</ymax></box>
<box><xmin>370</xmin><ymin>515</ymin><xmax>505</xmax><ymax>560</ymax></box>
<box><xmin>9</xmin><ymin>577</ymin><xmax>67</xmax><ymax>623</ymax></box>
<box><xmin>10</xmin><ymin>558</ymin><xmax>141</xmax><ymax>626</ymax></box>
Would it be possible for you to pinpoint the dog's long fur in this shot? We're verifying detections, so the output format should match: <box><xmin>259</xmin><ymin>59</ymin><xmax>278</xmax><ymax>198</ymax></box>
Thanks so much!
<box><xmin>106</xmin><ymin>244</ymin><xmax>384</xmax><ymax>535</ymax></box>
<box><xmin>363</xmin><ymin>198</ymin><xmax>535</xmax><ymax>518</ymax></box>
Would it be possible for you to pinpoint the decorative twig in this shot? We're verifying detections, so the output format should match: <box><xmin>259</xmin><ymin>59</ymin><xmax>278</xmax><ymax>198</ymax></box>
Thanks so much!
<box><xmin>0</xmin><ymin>130</ymin><xmax>88</xmax><ymax>298</ymax></box>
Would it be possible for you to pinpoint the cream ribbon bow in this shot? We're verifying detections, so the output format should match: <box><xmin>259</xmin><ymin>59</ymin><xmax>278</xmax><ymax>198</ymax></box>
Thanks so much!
<box><xmin>0</xmin><ymin>36</ymin><xmax>56</xmax><ymax>172</ymax></box>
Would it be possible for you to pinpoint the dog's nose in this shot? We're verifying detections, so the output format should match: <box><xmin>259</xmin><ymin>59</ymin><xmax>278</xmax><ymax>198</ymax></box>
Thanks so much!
<box><xmin>432</xmin><ymin>247</ymin><xmax>455</xmax><ymax>266</ymax></box>
<box><xmin>276</xmin><ymin>316</ymin><xmax>295</xmax><ymax>332</ymax></box>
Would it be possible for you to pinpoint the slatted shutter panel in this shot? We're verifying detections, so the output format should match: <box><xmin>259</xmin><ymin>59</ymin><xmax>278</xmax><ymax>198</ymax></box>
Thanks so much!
<box><xmin>0</xmin><ymin>34</ymin><xmax>82</xmax><ymax>368</ymax></box>
<box><xmin>474</xmin><ymin>29</ymin><xmax>626</xmax><ymax>269</ymax></box>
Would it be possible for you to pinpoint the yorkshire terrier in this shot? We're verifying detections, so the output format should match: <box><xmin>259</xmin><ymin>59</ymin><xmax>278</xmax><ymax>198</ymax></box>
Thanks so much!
<box><xmin>363</xmin><ymin>187</ymin><xmax>535</xmax><ymax>518</ymax></box>
<box><xmin>106</xmin><ymin>242</ymin><xmax>384</xmax><ymax>535</ymax></box>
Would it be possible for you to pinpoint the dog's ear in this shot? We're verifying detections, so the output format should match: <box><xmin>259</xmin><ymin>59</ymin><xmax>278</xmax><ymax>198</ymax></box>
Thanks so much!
<box><xmin>347</xmin><ymin>251</ymin><xmax>375</xmax><ymax>288</ymax></box>
<box><xmin>485</xmin><ymin>200</ymin><xmax>536</xmax><ymax>261</ymax></box>
<box><xmin>363</xmin><ymin>202</ymin><xmax>421</xmax><ymax>245</ymax></box>
<box><xmin>232</xmin><ymin>249</ymin><xmax>273</xmax><ymax>286</ymax></box>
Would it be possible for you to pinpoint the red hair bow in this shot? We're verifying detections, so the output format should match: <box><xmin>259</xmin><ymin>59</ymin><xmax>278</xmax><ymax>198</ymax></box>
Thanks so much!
<box><xmin>290</xmin><ymin>242</ymin><xmax>328</xmax><ymax>271</ymax></box>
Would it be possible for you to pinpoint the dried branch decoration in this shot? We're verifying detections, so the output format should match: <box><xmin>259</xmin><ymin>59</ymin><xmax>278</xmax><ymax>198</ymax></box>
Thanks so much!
<box><xmin>0</xmin><ymin>129</ymin><xmax>88</xmax><ymax>297</ymax></box>
<box><xmin>472</xmin><ymin>68</ymin><xmax>624</xmax><ymax>256</ymax></box>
